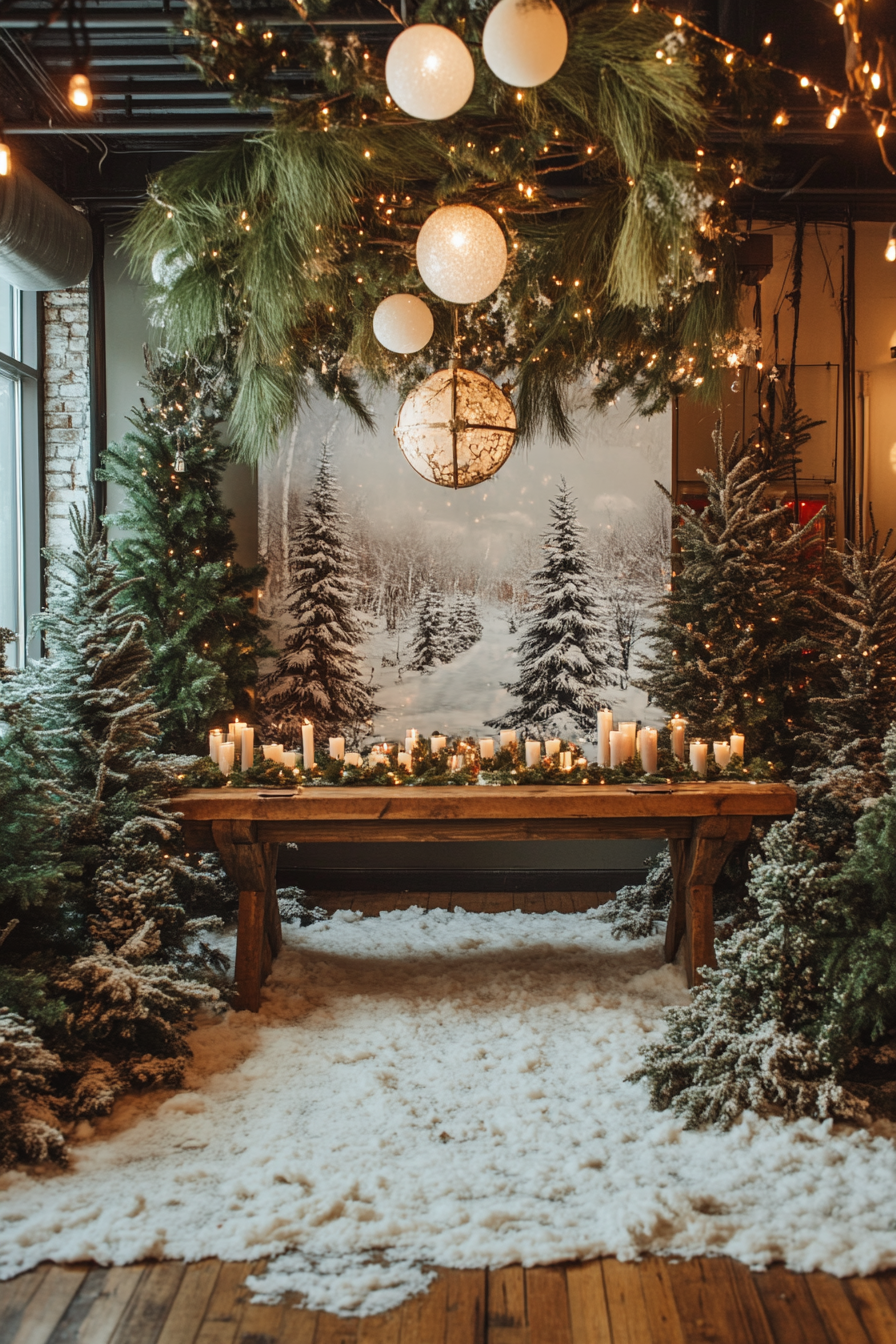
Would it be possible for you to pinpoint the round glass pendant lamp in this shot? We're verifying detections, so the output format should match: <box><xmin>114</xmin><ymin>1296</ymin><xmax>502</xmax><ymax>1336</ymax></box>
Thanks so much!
<box><xmin>415</xmin><ymin>204</ymin><xmax>507</xmax><ymax>305</ymax></box>
<box><xmin>482</xmin><ymin>0</ymin><xmax>568</xmax><ymax>88</ymax></box>
<box><xmin>385</xmin><ymin>25</ymin><xmax>476</xmax><ymax>120</ymax></box>
<box><xmin>372</xmin><ymin>294</ymin><xmax>434</xmax><ymax>353</ymax></box>
<box><xmin>395</xmin><ymin>364</ymin><xmax>517</xmax><ymax>489</ymax></box>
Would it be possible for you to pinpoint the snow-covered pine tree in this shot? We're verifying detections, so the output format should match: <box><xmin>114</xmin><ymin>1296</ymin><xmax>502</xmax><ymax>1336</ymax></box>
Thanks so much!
<box><xmin>0</xmin><ymin>509</ymin><xmax>219</xmax><ymax>1132</ymax></box>
<box><xmin>450</xmin><ymin>591</ymin><xmax>484</xmax><ymax>654</ymax></box>
<box><xmin>264</xmin><ymin>448</ymin><xmax>379</xmax><ymax>740</ymax></box>
<box><xmin>99</xmin><ymin>349</ymin><xmax>272</xmax><ymax>752</ymax></box>
<box><xmin>633</xmin><ymin>529</ymin><xmax>896</xmax><ymax>1126</ymax></box>
<box><xmin>0</xmin><ymin>1010</ymin><xmax>65</xmax><ymax>1167</ymax></box>
<box><xmin>406</xmin><ymin>582</ymin><xmax>449</xmax><ymax>673</ymax></box>
<box><xmin>493</xmin><ymin>479</ymin><xmax>608</xmax><ymax>735</ymax></box>
<box><xmin>638</xmin><ymin>416</ymin><xmax>822</xmax><ymax>769</ymax></box>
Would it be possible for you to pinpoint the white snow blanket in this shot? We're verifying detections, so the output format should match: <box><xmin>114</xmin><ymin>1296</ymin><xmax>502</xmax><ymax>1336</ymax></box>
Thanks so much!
<box><xmin>3</xmin><ymin>908</ymin><xmax>896</xmax><ymax>1317</ymax></box>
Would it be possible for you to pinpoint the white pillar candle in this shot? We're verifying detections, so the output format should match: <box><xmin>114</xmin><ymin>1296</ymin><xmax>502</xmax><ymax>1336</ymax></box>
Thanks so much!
<box><xmin>262</xmin><ymin>744</ymin><xmax>283</xmax><ymax>763</ymax></box>
<box><xmin>729</xmin><ymin>732</ymin><xmax>745</xmax><ymax>760</ymax></box>
<box><xmin>690</xmin><ymin>741</ymin><xmax>708</xmax><ymax>776</ymax></box>
<box><xmin>240</xmin><ymin>726</ymin><xmax>254</xmax><ymax>772</ymax></box>
<box><xmin>525</xmin><ymin>740</ymin><xmax>542</xmax><ymax>768</ymax></box>
<box><xmin>329</xmin><ymin>736</ymin><xmax>345</xmax><ymax>760</ymax></box>
<box><xmin>405</xmin><ymin>729</ymin><xmax>418</xmax><ymax>753</ymax></box>
<box><xmin>229</xmin><ymin>720</ymin><xmax>245</xmax><ymax>756</ymax></box>
<box><xmin>208</xmin><ymin>729</ymin><xmax>223</xmax><ymax>763</ymax></box>
<box><xmin>620</xmin><ymin>721</ymin><xmax>637</xmax><ymax>762</ymax></box>
<box><xmin>479</xmin><ymin>738</ymin><xmax>495</xmax><ymax>759</ymax></box>
<box><xmin>397</xmin><ymin>751</ymin><xmax>413</xmax><ymax>771</ymax></box>
<box><xmin>596</xmin><ymin>709</ymin><xmax>613</xmax><ymax>768</ymax></box>
<box><xmin>369</xmin><ymin>751</ymin><xmax>387</xmax><ymax>767</ymax></box>
<box><xmin>431</xmin><ymin>734</ymin><xmax>447</xmax><ymax>754</ymax></box>
<box><xmin>281</xmin><ymin>750</ymin><xmax>296</xmax><ymax>770</ymax></box>
<box><xmin>545</xmin><ymin>738</ymin><xmax>561</xmax><ymax>757</ymax></box>
<box><xmin>713</xmin><ymin>741</ymin><xmax>731</xmax><ymax>769</ymax></box>
<box><xmin>560</xmin><ymin>750</ymin><xmax>572</xmax><ymax>770</ymax></box>
<box><xmin>217</xmin><ymin>741</ymin><xmax>235</xmax><ymax>776</ymax></box>
<box><xmin>670</xmin><ymin>715</ymin><xmax>686</xmax><ymax>761</ymax></box>
<box><xmin>640</xmin><ymin>727</ymin><xmax>658</xmax><ymax>774</ymax></box>
<box><xmin>500</xmin><ymin>729</ymin><xmax>518</xmax><ymax>749</ymax></box>
<box><xmin>302</xmin><ymin>722</ymin><xmax>315</xmax><ymax>770</ymax></box>
<box><xmin>609</xmin><ymin>730</ymin><xmax>625</xmax><ymax>767</ymax></box>
<box><xmin>345</xmin><ymin>751</ymin><xmax>363</xmax><ymax>767</ymax></box>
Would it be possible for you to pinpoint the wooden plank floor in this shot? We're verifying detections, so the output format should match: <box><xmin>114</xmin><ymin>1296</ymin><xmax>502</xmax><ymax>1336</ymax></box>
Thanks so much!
<box><xmin>5</xmin><ymin>891</ymin><xmax>895</xmax><ymax>1344</ymax></box>
<box><xmin>5</xmin><ymin>1258</ymin><xmax>896</xmax><ymax>1344</ymax></box>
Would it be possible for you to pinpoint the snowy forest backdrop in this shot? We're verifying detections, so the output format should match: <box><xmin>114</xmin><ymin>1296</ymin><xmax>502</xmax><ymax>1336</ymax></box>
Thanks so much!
<box><xmin>258</xmin><ymin>383</ymin><xmax>671</xmax><ymax>746</ymax></box>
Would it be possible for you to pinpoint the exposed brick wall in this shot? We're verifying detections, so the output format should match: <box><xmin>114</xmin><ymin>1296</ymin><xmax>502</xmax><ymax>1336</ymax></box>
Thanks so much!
<box><xmin>43</xmin><ymin>283</ymin><xmax>91</xmax><ymax>553</ymax></box>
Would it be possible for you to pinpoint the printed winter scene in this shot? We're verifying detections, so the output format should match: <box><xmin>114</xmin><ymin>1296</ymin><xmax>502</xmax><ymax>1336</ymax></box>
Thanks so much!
<box><xmin>257</xmin><ymin>382</ymin><xmax>671</xmax><ymax>748</ymax></box>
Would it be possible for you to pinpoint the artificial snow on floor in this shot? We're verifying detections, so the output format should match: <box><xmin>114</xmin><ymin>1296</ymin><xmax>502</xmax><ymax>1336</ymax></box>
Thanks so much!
<box><xmin>3</xmin><ymin>908</ymin><xmax>896</xmax><ymax>1316</ymax></box>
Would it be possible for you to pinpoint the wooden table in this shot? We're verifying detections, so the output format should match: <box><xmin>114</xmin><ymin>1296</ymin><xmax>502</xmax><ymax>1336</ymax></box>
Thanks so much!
<box><xmin>169</xmin><ymin>782</ymin><xmax>797</xmax><ymax>1009</ymax></box>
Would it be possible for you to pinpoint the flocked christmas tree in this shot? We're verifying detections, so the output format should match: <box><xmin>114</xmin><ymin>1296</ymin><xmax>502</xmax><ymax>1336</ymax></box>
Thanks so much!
<box><xmin>450</xmin><ymin>591</ymin><xmax>484</xmax><ymax>655</ymax></box>
<box><xmin>264</xmin><ymin>447</ymin><xmax>379</xmax><ymax>742</ymax></box>
<box><xmin>638</xmin><ymin>402</ymin><xmax>823</xmax><ymax>770</ymax></box>
<box><xmin>99</xmin><ymin>349</ymin><xmax>273</xmax><ymax>752</ymax></box>
<box><xmin>492</xmin><ymin>480</ymin><xmax>608</xmax><ymax>736</ymax></box>
<box><xmin>633</xmin><ymin>528</ymin><xmax>896</xmax><ymax>1125</ymax></box>
<box><xmin>0</xmin><ymin>511</ymin><xmax>220</xmax><ymax>1150</ymax></box>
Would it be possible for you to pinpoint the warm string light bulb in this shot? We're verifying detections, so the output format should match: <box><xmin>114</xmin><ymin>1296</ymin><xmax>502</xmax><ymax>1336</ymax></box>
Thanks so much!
<box><xmin>67</xmin><ymin>71</ymin><xmax>93</xmax><ymax>112</ymax></box>
<box><xmin>0</xmin><ymin>141</ymin><xmax>10</xmax><ymax>177</ymax></box>
<box><xmin>886</xmin><ymin>225</ymin><xmax>896</xmax><ymax>263</ymax></box>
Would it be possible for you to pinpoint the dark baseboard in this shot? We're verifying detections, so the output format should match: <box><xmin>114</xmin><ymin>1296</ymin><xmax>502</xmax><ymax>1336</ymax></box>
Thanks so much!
<box><xmin>275</xmin><ymin>866</ymin><xmax>645</xmax><ymax>893</ymax></box>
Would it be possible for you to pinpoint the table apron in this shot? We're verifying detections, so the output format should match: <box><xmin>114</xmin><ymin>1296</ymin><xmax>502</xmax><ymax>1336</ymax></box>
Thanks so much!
<box><xmin>181</xmin><ymin>816</ymin><xmax>696</xmax><ymax>848</ymax></box>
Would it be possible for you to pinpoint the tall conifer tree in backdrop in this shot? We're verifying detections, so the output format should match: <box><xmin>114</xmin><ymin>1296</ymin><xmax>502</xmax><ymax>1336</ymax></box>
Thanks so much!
<box><xmin>264</xmin><ymin>448</ymin><xmax>379</xmax><ymax>742</ymax></box>
<box><xmin>494</xmin><ymin>480</ymin><xmax>608</xmax><ymax>735</ymax></box>
<box><xmin>100</xmin><ymin>351</ymin><xmax>272</xmax><ymax>752</ymax></box>
<box><xmin>639</xmin><ymin>398</ymin><xmax>822</xmax><ymax>770</ymax></box>
<box><xmin>406</xmin><ymin>583</ymin><xmax>450</xmax><ymax>674</ymax></box>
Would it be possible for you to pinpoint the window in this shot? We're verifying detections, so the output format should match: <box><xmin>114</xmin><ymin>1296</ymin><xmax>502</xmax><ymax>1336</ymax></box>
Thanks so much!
<box><xmin>0</xmin><ymin>281</ymin><xmax>41</xmax><ymax>669</ymax></box>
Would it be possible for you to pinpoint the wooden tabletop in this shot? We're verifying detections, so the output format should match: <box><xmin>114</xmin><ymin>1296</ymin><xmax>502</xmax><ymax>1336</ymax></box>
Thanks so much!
<box><xmin>167</xmin><ymin>782</ymin><xmax>797</xmax><ymax>823</ymax></box>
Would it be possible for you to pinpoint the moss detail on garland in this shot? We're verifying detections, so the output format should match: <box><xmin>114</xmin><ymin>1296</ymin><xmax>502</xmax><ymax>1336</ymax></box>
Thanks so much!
<box><xmin>123</xmin><ymin>0</ymin><xmax>759</xmax><ymax>461</ymax></box>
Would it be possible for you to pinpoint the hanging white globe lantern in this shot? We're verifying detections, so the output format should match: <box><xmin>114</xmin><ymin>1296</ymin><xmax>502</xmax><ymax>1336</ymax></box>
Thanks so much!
<box><xmin>372</xmin><ymin>293</ymin><xmax>434</xmax><ymax>354</ymax></box>
<box><xmin>482</xmin><ymin>0</ymin><xmax>568</xmax><ymax>88</ymax></box>
<box><xmin>385</xmin><ymin>24</ymin><xmax>475</xmax><ymax>121</ymax></box>
<box><xmin>416</xmin><ymin>204</ymin><xmax>507</xmax><ymax>305</ymax></box>
<box><xmin>395</xmin><ymin>365</ymin><xmax>517</xmax><ymax>489</ymax></box>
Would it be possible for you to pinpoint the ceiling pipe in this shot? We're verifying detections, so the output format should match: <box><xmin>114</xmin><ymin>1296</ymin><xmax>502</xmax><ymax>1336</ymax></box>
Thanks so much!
<box><xmin>0</xmin><ymin>159</ymin><xmax>93</xmax><ymax>289</ymax></box>
<box><xmin>1</xmin><ymin>10</ymin><xmax>399</xmax><ymax>27</ymax></box>
<box><xmin>4</xmin><ymin>118</ymin><xmax>273</xmax><ymax>134</ymax></box>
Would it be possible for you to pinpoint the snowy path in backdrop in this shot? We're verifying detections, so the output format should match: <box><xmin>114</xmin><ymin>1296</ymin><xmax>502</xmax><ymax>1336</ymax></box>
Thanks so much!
<box><xmin>3</xmin><ymin>908</ymin><xmax>896</xmax><ymax>1316</ymax></box>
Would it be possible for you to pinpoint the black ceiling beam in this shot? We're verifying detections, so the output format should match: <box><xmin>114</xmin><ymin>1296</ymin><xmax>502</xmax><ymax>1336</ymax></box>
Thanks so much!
<box><xmin>1</xmin><ymin>10</ymin><xmax>399</xmax><ymax>27</ymax></box>
<box><xmin>4</xmin><ymin>116</ymin><xmax>273</xmax><ymax>133</ymax></box>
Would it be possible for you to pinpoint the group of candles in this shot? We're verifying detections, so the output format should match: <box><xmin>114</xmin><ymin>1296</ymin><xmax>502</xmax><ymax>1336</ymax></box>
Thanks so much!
<box><xmin>208</xmin><ymin>714</ymin><xmax>746</xmax><ymax>781</ymax></box>
<box><xmin>667</xmin><ymin>715</ymin><xmax>745</xmax><ymax>777</ymax></box>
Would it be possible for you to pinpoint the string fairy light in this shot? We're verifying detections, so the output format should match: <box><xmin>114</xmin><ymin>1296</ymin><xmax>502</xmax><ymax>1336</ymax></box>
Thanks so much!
<box><xmin>634</xmin><ymin>1</ymin><xmax>896</xmax><ymax>173</ymax></box>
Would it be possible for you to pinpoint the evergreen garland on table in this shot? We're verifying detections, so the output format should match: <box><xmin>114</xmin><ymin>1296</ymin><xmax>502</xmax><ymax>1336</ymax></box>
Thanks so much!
<box><xmin>637</xmin><ymin>404</ymin><xmax>823</xmax><ymax>772</ymax></box>
<box><xmin>122</xmin><ymin>0</ymin><xmax>754</xmax><ymax>461</ymax></box>
<box><xmin>0</xmin><ymin>513</ymin><xmax>225</xmax><ymax>1165</ymax></box>
<box><xmin>263</xmin><ymin>448</ymin><xmax>381</xmax><ymax>742</ymax></box>
<box><xmin>99</xmin><ymin>350</ymin><xmax>274</xmax><ymax>753</ymax></box>
<box><xmin>492</xmin><ymin>478</ymin><xmax>609</xmax><ymax>736</ymax></box>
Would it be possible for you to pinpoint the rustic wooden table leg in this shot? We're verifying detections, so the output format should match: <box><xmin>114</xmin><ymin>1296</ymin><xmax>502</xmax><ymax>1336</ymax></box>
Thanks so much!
<box><xmin>664</xmin><ymin>838</ymin><xmax>688</xmax><ymax>963</ymax></box>
<box><xmin>211</xmin><ymin>820</ymin><xmax>280</xmax><ymax>1011</ymax></box>
<box><xmin>682</xmin><ymin>815</ymin><xmax>753</xmax><ymax>988</ymax></box>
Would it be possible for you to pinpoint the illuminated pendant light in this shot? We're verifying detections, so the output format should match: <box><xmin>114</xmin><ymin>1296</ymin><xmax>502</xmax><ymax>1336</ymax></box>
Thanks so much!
<box><xmin>395</xmin><ymin>363</ymin><xmax>516</xmax><ymax>489</ymax></box>
<box><xmin>372</xmin><ymin>293</ymin><xmax>434</xmax><ymax>354</ymax></box>
<box><xmin>67</xmin><ymin>70</ymin><xmax>93</xmax><ymax>113</ymax></box>
<box><xmin>385</xmin><ymin>24</ymin><xmax>475</xmax><ymax>121</ymax></box>
<box><xmin>482</xmin><ymin>0</ymin><xmax>568</xmax><ymax>89</ymax></box>
<box><xmin>416</xmin><ymin>204</ymin><xmax>507</xmax><ymax>305</ymax></box>
<box><xmin>0</xmin><ymin>141</ymin><xmax>10</xmax><ymax>177</ymax></box>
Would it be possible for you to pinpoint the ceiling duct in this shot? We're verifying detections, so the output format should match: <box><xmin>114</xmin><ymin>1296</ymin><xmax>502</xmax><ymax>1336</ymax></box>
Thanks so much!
<box><xmin>0</xmin><ymin>161</ymin><xmax>92</xmax><ymax>291</ymax></box>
